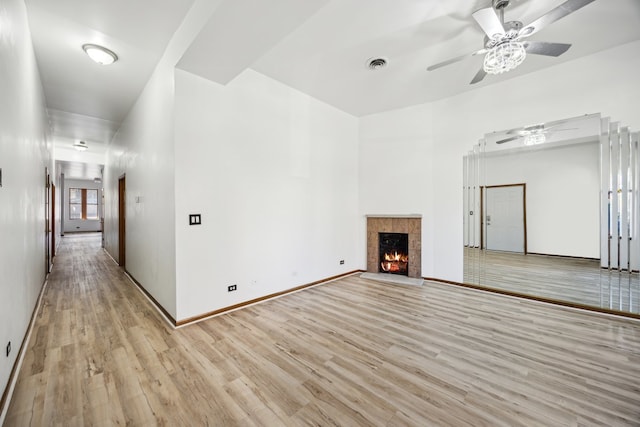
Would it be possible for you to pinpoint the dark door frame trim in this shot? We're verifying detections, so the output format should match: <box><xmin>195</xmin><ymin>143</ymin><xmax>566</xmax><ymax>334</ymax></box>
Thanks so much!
<box><xmin>118</xmin><ymin>175</ymin><xmax>126</xmax><ymax>267</ymax></box>
<box><xmin>481</xmin><ymin>183</ymin><xmax>527</xmax><ymax>254</ymax></box>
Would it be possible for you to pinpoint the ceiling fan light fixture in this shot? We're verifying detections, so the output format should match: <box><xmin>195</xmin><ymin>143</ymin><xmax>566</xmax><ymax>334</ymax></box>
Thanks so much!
<box><xmin>524</xmin><ymin>133</ymin><xmax>546</xmax><ymax>146</ymax></box>
<box><xmin>483</xmin><ymin>40</ymin><xmax>526</xmax><ymax>75</ymax></box>
<box><xmin>73</xmin><ymin>141</ymin><xmax>88</xmax><ymax>151</ymax></box>
<box><xmin>82</xmin><ymin>44</ymin><xmax>118</xmax><ymax>65</ymax></box>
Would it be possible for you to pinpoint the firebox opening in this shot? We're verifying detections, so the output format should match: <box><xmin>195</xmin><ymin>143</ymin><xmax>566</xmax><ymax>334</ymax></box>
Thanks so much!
<box><xmin>379</xmin><ymin>232</ymin><xmax>409</xmax><ymax>276</ymax></box>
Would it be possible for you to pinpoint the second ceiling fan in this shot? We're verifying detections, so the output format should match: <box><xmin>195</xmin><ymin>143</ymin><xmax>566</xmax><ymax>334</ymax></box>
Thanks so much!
<box><xmin>427</xmin><ymin>0</ymin><xmax>596</xmax><ymax>84</ymax></box>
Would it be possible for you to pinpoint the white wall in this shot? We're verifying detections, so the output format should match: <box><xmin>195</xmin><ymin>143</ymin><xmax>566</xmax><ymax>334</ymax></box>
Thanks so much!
<box><xmin>359</xmin><ymin>105</ymin><xmax>435</xmax><ymax>277</ymax></box>
<box><xmin>360</xmin><ymin>40</ymin><xmax>640</xmax><ymax>283</ymax></box>
<box><xmin>0</xmin><ymin>0</ymin><xmax>51</xmax><ymax>417</ymax></box>
<box><xmin>63</xmin><ymin>179</ymin><xmax>102</xmax><ymax>233</ymax></box>
<box><xmin>102</xmin><ymin>0</ymin><xmax>226</xmax><ymax>321</ymax></box>
<box><xmin>103</xmin><ymin>61</ymin><xmax>178</xmax><ymax>318</ymax></box>
<box><xmin>484</xmin><ymin>141</ymin><xmax>600</xmax><ymax>258</ymax></box>
<box><xmin>174</xmin><ymin>69</ymin><xmax>359</xmax><ymax>321</ymax></box>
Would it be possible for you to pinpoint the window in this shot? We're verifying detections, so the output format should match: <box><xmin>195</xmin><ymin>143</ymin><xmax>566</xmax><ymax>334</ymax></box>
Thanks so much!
<box><xmin>69</xmin><ymin>188</ymin><xmax>82</xmax><ymax>219</ymax></box>
<box><xmin>70</xmin><ymin>188</ymin><xmax>99</xmax><ymax>220</ymax></box>
<box><xmin>86</xmin><ymin>189</ymin><xmax>98</xmax><ymax>219</ymax></box>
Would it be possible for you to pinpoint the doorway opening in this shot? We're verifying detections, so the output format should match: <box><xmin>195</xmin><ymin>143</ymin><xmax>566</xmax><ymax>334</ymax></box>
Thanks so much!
<box><xmin>51</xmin><ymin>183</ymin><xmax>56</xmax><ymax>259</ymax></box>
<box><xmin>45</xmin><ymin>169</ymin><xmax>50</xmax><ymax>273</ymax></box>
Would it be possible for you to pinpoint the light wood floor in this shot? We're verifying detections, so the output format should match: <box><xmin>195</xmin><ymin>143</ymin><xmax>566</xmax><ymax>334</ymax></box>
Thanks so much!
<box><xmin>465</xmin><ymin>248</ymin><xmax>640</xmax><ymax>315</ymax></box>
<box><xmin>5</xmin><ymin>234</ymin><xmax>640</xmax><ymax>426</ymax></box>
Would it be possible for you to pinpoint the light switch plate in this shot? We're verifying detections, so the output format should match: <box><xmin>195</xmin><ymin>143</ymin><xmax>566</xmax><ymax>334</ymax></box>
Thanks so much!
<box><xmin>189</xmin><ymin>214</ymin><xmax>201</xmax><ymax>225</ymax></box>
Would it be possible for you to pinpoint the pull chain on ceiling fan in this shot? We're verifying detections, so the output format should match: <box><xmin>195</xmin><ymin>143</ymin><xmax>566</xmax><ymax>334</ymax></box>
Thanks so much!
<box><xmin>427</xmin><ymin>0</ymin><xmax>597</xmax><ymax>84</ymax></box>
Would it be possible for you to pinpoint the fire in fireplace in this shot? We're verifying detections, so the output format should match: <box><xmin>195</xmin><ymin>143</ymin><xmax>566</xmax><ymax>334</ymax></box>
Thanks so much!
<box><xmin>379</xmin><ymin>232</ymin><xmax>409</xmax><ymax>275</ymax></box>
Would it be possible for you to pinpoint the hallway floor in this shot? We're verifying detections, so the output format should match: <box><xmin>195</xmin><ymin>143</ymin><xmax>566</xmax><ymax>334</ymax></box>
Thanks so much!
<box><xmin>4</xmin><ymin>234</ymin><xmax>640</xmax><ymax>425</ymax></box>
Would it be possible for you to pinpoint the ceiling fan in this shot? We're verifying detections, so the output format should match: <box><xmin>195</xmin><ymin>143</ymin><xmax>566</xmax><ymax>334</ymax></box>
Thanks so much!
<box><xmin>496</xmin><ymin>120</ymin><xmax>577</xmax><ymax>145</ymax></box>
<box><xmin>427</xmin><ymin>0</ymin><xmax>596</xmax><ymax>84</ymax></box>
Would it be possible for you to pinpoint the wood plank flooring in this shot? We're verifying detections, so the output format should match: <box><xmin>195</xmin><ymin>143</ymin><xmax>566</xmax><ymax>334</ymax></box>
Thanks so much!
<box><xmin>465</xmin><ymin>248</ymin><xmax>640</xmax><ymax>314</ymax></box>
<box><xmin>4</xmin><ymin>234</ymin><xmax>640</xmax><ymax>425</ymax></box>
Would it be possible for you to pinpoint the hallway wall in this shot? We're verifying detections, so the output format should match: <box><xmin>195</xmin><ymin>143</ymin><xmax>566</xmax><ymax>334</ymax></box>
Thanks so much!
<box><xmin>103</xmin><ymin>60</ymin><xmax>178</xmax><ymax>318</ymax></box>
<box><xmin>0</xmin><ymin>0</ymin><xmax>52</xmax><ymax>414</ymax></box>
<box><xmin>102</xmin><ymin>0</ymin><xmax>224</xmax><ymax>321</ymax></box>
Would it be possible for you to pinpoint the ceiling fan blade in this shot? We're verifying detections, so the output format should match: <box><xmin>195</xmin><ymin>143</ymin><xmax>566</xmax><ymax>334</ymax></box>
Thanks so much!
<box><xmin>470</xmin><ymin>67</ymin><xmax>487</xmax><ymax>85</ymax></box>
<box><xmin>496</xmin><ymin>136</ymin><xmax>521</xmax><ymax>144</ymax></box>
<box><xmin>472</xmin><ymin>7</ymin><xmax>505</xmax><ymax>38</ymax></box>
<box><xmin>506</xmin><ymin>119</ymin><xmax>575</xmax><ymax>135</ymax></box>
<box><xmin>524</xmin><ymin>41</ymin><xmax>571</xmax><ymax>57</ymax></box>
<box><xmin>541</xmin><ymin>117</ymin><xmax>576</xmax><ymax>129</ymax></box>
<box><xmin>427</xmin><ymin>48</ymin><xmax>486</xmax><ymax>71</ymax></box>
<box><xmin>519</xmin><ymin>0</ymin><xmax>596</xmax><ymax>38</ymax></box>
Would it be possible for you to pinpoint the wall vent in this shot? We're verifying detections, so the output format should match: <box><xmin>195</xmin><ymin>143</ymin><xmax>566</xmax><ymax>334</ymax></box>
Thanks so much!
<box><xmin>367</xmin><ymin>57</ymin><xmax>388</xmax><ymax>70</ymax></box>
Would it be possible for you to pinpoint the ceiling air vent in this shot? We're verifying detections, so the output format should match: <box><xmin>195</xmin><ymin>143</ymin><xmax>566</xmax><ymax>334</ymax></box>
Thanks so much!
<box><xmin>367</xmin><ymin>57</ymin><xmax>388</xmax><ymax>70</ymax></box>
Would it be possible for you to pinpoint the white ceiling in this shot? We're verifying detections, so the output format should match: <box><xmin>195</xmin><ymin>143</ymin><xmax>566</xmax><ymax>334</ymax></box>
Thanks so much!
<box><xmin>249</xmin><ymin>0</ymin><xmax>640</xmax><ymax>116</ymax></box>
<box><xmin>25</xmin><ymin>0</ymin><xmax>640</xmax><ymax>178</ymax></box>
<box><xmin>25</xmin><ymin>0</ymin><xmax>196</xmax><ymax>178</ymax></box>
<box><xmin>56</xmin><ymin>160</ymin><xmax>103</xmax><ymax>183</ymax></box>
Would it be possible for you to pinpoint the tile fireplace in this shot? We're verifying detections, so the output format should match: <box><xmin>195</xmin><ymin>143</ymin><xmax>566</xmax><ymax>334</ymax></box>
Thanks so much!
<box><xmin>366</xmin><ymin>215</ymin><xmax>421</xmax><ymax>279</ymax></box>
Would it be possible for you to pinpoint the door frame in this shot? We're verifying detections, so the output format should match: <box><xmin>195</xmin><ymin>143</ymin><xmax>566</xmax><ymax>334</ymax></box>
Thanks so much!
<box><xmin>51</xmin><ymin>183</ymin><xmax>56</xmax><ymax>259</ymax></box>
<box><xmin>118</xmin><ymin>175</ymin><xmax>126</xmax><ymax>267</ymax></box>
<box><xmin>45</xmin><ymin>169</ymin><xmax>50</xmax><ymax>273</ymax></box>
<box><xmin>481</xmin><ymin>183</ymin><xmax>528</xmax><ymax>254</ymax></box>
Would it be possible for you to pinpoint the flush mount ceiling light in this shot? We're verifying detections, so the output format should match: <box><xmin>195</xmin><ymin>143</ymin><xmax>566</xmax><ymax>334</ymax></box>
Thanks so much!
<box><xmin>82</xmin><ymin>44</ymin><xmax>118</xmax><ymax>65</ymax></box>
<box><xmin>73</xmin><ymin>141</ymin><xmax>88</xmax><ymax>151</ymax></box>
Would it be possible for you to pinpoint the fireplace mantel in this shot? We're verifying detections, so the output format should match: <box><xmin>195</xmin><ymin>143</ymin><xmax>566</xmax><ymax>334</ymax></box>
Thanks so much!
<box><xmin>366</xmin><ymin>216</ymin><xmax>422</xmax><ymax>279</ymax></box>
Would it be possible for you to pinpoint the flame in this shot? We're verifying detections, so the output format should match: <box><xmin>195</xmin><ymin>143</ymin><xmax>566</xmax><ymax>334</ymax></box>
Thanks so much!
<box><xmin>383</xmin><ymin>251</ymin><xmax>408</xmax><ymax>263</ymax></box>
<box><xmin>380</xmin><ymin>251</ymin><xmax>408</xmax><ymax>273</ymax></box>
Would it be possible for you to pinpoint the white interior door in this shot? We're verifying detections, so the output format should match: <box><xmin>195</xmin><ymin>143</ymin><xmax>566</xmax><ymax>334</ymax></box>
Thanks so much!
<box><xmin>485</xmin><ymin>185</ymin><xmax>525</xmax><ymax>253</ymax></box>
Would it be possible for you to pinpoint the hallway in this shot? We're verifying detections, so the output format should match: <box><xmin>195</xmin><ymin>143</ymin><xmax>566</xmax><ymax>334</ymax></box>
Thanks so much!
<box><xmin>4</xmin><ymin>234</ymin><xmax>174</xmax><ymax>425</ymax></box>
<box><xmin>4</xmin><ymin>234</ymin><xmax>640</xmax><ymax>425</ymax></box>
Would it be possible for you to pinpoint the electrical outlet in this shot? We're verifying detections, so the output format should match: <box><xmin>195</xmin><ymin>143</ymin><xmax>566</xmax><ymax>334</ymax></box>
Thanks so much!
<box><xmin>6</xmin><ymin>341</ymin><xmax>11</xmax><ymax>357</ymax></box>
<box><xmin>339</xmin><ymin>260</ymin><xmax>345</xmax><ymax>265</ymax></box>
<box><xmin>228</xmin><ymin>284</ymin><xmax>237</xmax><ymax>292</ymax></box>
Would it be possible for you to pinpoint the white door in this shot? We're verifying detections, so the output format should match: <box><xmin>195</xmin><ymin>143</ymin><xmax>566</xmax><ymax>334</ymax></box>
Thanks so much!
<box><xmin>485</xmin><ymin>185</ymin><xmax>525</xmax><ymax>253</ymax></box>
